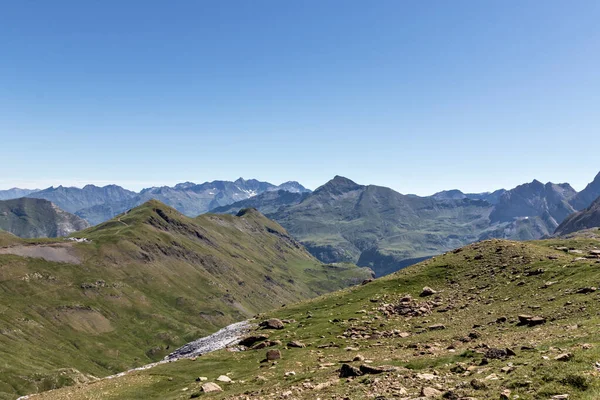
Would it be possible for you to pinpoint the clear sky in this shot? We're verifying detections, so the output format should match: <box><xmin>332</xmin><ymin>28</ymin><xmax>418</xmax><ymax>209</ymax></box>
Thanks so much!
<box><xmin>1</xmin><ymin>1</ymin><xmax>599</xmax><ymax>195</ymax></box>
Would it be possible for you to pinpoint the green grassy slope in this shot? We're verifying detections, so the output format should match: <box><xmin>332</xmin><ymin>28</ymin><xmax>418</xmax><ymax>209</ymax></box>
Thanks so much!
<box><xmin>34</xmin><ymin>228</ymin><xmax>600</xmax><ymax>399</ymax></box>
<box><xmin>0</xmin><ymin>201</ymin><xmax>371</xmax><ymax>399</ymax></box>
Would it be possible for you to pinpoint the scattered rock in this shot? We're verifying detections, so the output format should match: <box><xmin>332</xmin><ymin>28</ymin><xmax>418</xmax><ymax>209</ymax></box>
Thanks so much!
<box><xmin>416</xmin><ymin>373</ymin><xmax>437</xmax><ymax>381</ymax></box>
<box><xmin>239</xmin><ymin>334</ymin><xmax>269</xmax><ymax>347</ymax></box>
<box><xmin>339</xmin><ymin>363</ymin><xmax>362</xmax><ymax>378</ymax></box>
<box><xmin>518</xmin><ymin>315</ymin><xmax>546</xmax><ymax>326</ymax></box>
<box><xmin>284</xmin><ymin>371</ymin><xmax>296</xmax><ymax>376</ymax></box>
<box><xmin>576</xmin><ymin>287</ymin><xmax>597</xmax><ymax>294</ymax></box>
<box><xmin>551</xmin><ymin>395</ymin><xmax>569</xmax><ymax>399</ymax></box>
<box><xmin>201</xmin><ymin>382</ymin><xmax>223</xmax><ymax>393</ymax></box>
<box><xmin>470</xmin><ymin>378</ymin><xmax>487</xmax><ymax>390</ymax></box>
<box><xmin>421</xmin><ymin>387</ymin><xmax>442</xmax><ymax>397</ymax></box>
<box><xmin>525</xmin><ymin>268</ymin><xmax>545</xmax><ymax>276</ymax></box>
<box><xmin>260</xmin><ymin>319</ymin><xmax>284</xmax><ymax>330</ymax></box>
<box><xmin>359</xmin><ymin>364</ymin><xmax>398</xmax><ymax>374</ymax></box>
<box><xmin>528</xmin><ymin>316</ymin><xmax>546</xmax><ymax>326</ymax></box>
<box><xmin>266</xmin><ymin>349</ymin><xmax>281</xmax><ymax>361</ymax></box>
<box><xmin>500</xmin><ymin>389</ymin><xmax>511</xmax><ymax>400</ymax></box>
<box><xmin>554</xmin><ymin>353</ymin><xmax>573</xmax><ymax>361</ymax></box>
<box><xmin>428</xmin><ymin>323</ymin><xmax>446</xmax><ymax>331</ymax></box>
<box><xmin>195</xmin><ymin>377</ymin><xmax>208</xmax><ymax>382</ymax></box>
<box><xmin>420</xmin><ymin>286</ymin><xmax>437</xmax><ymax>297</ymax></box>
<box><xmin>485</xmin><ymin>348</ymin><xmax>510</xmax><ymax>360</ymax></box>
<box><xmin>216</xmin><ymin>375</ymin><xmax>232</xmax><ymax>382</ymax></box>
<box><xmin>287</xmin><ymin>341</ymin><xmax>306</xmax><ymax>348</ymax></box>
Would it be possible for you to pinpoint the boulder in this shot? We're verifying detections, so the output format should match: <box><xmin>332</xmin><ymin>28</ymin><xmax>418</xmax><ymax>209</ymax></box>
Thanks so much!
<box><xmin>266</xmin><ymin>349</ymin><xmax>281</xmax><ymax>361</ymax></box>
<box><xmin>421</xmin><ymin>387</ymin><xmax>443</xmax><ymax>397</ymax></box>
<box><xmin>339</xmin><ymin>363</ymin><xmax>363</xmax><ymax>377</ymax></box>
<box><xmin>287</xmin><ymin>341</ymin><xmax>306</xmax><ymax>348</ymax></box>
<box><xmin>428</xmin><ymin>323</ymin><xmax>446</xmax><ymax>331</ymax></box>
<box><xmin>201</xmin><ymin>382</ymin><xmax>223</xmax><ymax>393</ymax></box>
<box><xmin>216</xmin><ymin>375</ymin><xmax>232</xmax><ymax>382</ymax></box>
<box><xmin>260</xmin><ymin>318</ymin><xmax>285</xmax><ymax>330</ymax></box>
<box><xmin>554</xmin><ymin>353</ymin><xmax>573</xmax><ymax>361</ymax></box>
<box><xmin>485</xmin><ymin>348</ymin><xmax>509</xmax><ymax>360</ymax></box>
<box><xmin>420</xmin><ymin>286</ymin><xmax>437</xmax><ymax>297</ymax></box>
<box><xmin>239</xmin><ymin>334</ymin><xmax>269</xmax><ymax>347</ymax></box>
<box><xmin>576</xmin><ymin>287</ymin><xmax>597</xmax><ymax>294</ymax></box>
<box><xmin>359</xmin><ymin>364</ymin><xmax>398</xmax><ymax>374</ymax></box>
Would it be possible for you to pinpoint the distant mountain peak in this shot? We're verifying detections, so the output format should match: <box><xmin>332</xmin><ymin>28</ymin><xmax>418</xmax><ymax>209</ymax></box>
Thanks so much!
<box><xmin>174</xmin><ymin>181</ymin><xmax>196</xmax><ymax>190</ymax></box>
<box><xmin>315</xmin><ymin>176</ymin><xmax>363</xmax><ymax>195</ymax></box>
<box><xmin>530</xmin><ymin>179</ymin><xmax>545</xmax><ymax>188</ymax></box>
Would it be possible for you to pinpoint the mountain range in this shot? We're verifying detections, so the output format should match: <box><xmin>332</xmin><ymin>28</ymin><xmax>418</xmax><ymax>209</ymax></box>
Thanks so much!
<box><xmin>212</xmin><ymin>172</ymin><xmax>600</xmax><ymax>276</ymax></box>
<box><xmin>18</xmin><ymin>179</ymin><xmax>310</xmax><ymax>225</ymax></box>
<box><xmin>0</xmin><ymin>188</ymin><xmax>39</xmax><ymax>200</ymax></box>
<box><xmin>3</xmin><ymin>172</ymin><xmax>600</xmax><ymax>276</ymax></box>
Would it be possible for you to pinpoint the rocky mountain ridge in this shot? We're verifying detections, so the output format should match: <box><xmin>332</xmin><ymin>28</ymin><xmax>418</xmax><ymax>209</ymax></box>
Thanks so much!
<box><xmin>555</xmin><ymin>195</ymin><xmax>600</xmax><ymax>235</ymax></box>
<box><xmin>0</xmin><ymin>198</ymin><xmax>89</xmax><ymax>238</ymax></box>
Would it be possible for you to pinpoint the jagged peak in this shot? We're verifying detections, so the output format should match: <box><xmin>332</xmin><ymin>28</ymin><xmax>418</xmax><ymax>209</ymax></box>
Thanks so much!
<box><xmin>315</xmin><ymin>176</ymin><xmax>363</xmax><ymax>194</ymax></box>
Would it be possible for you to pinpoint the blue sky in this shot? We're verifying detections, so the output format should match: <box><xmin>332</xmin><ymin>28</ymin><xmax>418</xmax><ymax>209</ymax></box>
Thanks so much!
<box><xmin>1</xmin><ymin>1</ymin><xmax>599</xmax><ymax>194</ymax></box>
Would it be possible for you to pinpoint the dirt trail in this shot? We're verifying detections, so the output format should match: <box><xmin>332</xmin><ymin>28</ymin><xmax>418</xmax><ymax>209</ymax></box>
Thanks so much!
<box><xmin>0</xmin><ymin>244</ymin><xmax>81</xmax><ymax>264</ymax></box>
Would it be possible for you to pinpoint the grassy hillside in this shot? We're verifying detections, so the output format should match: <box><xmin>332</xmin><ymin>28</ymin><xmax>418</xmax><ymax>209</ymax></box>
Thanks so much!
<box><xmin>0</xmin><ymin>198</ymin><xmax>89</xmax><ymax>238</ymax></box>
<box><xmin>33</xmin><ymin>228</ymin><xmax>600</xmax><ymax>399</ymax></box>
<box><xmin>0</xmin><ymin>201</ymin><xmax>371</xmax><ymax>399</ymax></box>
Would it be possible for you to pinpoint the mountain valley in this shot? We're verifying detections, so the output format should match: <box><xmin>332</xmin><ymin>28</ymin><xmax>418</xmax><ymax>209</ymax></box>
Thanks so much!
<box><xmin>25</xmin><ymin>228</ymin><xmax>600</xmax><ymax>399</ymax></box>
<box><xmin>0</xmin><ymin>201</ymin><xmax>370</xmax><ymax>399</ymax></box>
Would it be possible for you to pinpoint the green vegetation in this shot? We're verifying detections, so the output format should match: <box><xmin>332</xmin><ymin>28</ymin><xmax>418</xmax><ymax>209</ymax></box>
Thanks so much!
<box><xmin>31</xmin><ymin>229</ymin><xmax>600</xmax><ymax>399</ymax></box>
<box><xmin>0</xmin><ymin>201</ymin><xmax>370</xmax><ymax>399</ymax></box>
